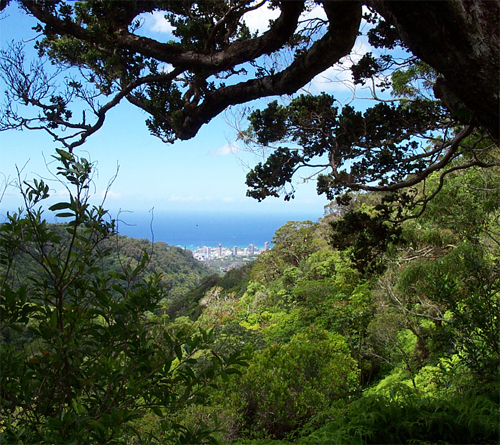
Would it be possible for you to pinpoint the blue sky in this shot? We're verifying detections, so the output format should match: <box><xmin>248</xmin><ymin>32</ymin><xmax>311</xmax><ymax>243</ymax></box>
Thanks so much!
<box><xmin>0</xmin><ymin>3</ymin><xmax>374</xmax><ymax>224</ymax></box>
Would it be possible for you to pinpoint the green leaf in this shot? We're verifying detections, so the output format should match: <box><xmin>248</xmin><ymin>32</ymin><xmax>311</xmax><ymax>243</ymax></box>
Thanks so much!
<box><xmin>49</xmin><ymin>202</ymin><xmax>72</xmax><ymax>211</ymax></box>
<box><xmin>151</xmin><ymin>406</ymin><xmax>163</xmax><ymax>417</ymax></box>
<box><xmin>55</xmin><ymin>212</ymin><xmax>75</xmax><ymax>218</ymax></box>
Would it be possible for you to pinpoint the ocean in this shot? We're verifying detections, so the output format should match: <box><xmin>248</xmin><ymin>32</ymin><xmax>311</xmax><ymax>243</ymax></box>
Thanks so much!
<box><xmin>113</xmin><ymin>210</ymin><xmax>322</xmax><ymax>250</ymax></box>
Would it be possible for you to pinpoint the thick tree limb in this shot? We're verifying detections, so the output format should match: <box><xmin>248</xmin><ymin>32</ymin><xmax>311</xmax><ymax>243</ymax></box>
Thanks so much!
<box><xmin>21</xmin><ymin>1</ymin><xmax>305</xmax><ymax>71</ymax></box>
<box><xmin>16</xmin><ymin>1</ymin><xmax>362</xmax><ymax>140</ymax></box>
<box><xmin>176</xmin><ymin>1</ymin><xmax>362</xmax><ymax>139</ymax></box>
<box><xmin>369</xmin><ymin>0</ymin><xmax>500</xmax><ymax>144</ymax></box>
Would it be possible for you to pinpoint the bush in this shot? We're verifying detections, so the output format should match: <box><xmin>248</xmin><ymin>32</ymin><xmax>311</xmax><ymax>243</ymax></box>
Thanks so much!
<box><xmin>0</xmin><ymin>150</ymin><xmax>248</xmax><ymax>443</ymax></box>
<box><xmin>230</xmin><ymin>327</ymin><xmax>359</xmax><ymax>441</ymax></box>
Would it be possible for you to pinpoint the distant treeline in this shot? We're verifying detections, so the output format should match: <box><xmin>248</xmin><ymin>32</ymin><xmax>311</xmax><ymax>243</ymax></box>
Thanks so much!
<box><xmin>0</xmin><ymin>223</ymin><xmax>211</xmax><ymax>302</ymax></box>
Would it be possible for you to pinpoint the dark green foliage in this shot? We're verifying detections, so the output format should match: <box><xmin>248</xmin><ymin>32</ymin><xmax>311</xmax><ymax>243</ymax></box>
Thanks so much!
<box><xmin>307</xmin><ymin>387</ymin><xmax>500</xmax><ymax>444</ymax></box>
<box><xmin>365</xmin><ymin>14</ymin><xmax>404</xmax><ymax>50</ymax></box>
<box><xmin>246</xmin><ymin>148</ymin><xmax>303</xmax><ymax>201</ymax></box>
<box><xmin>244</xmin><ymin>90</ymin><xmax>448</xmax><ymax>203</ymax></box>
<box><xmin>0</xmin><ymin>151</ymin><xmax>248</xmax><ymax>443</ymax></box>
<box><xmin>330</xmin><ymin>207</ymin><xmax>403</xmax><ymax>276</ymax></box>
<box><xmin>350</xmin><ymin>53</ymin><xmax>382</xmax><ymax>85</ymax></box>
<box><xmin>230</xmin><ymin>327</ymin><xmax>359</xmax><ymax>441</ymax></box>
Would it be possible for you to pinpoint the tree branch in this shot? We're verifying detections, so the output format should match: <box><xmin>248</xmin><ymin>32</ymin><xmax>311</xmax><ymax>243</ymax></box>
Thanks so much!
<box><xmin>337</xmin><ymin>124</ymin><xmax>475</xmax><ymax>192</ymax></box>
<box><xmin>21</xmin><ymin>1</ymin><xmax>305</xmax><ymax>71</ymax></box>
<box><xmin>174</xmin><ymin>1</ymin><xmax>362</xmax><ymax>139</ymax></box>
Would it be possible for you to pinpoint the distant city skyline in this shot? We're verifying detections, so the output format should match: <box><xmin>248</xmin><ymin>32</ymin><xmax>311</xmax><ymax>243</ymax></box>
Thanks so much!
<box><xmin>192</xmin><ymin>242</ymin><xmax>269</xmax><ymax>262</ymax></box>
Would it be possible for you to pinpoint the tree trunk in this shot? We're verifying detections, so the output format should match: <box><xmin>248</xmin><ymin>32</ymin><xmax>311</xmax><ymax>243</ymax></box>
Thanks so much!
<box><xmin>371</xmin><ymin>0</ymin><xmax>500</xmax><ymax>143</ymax></box>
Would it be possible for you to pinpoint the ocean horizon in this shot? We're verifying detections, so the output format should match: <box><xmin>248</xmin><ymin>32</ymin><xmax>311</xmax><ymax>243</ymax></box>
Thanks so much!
<box><xmin>112</xmin><ymin>209</ymin><xmax>322</xmax><ymax>250</ymax></box>
<box><xmin>1</xmin><ymin>207</ymin><xmax>324</xmax><ymax>251</ymax></box>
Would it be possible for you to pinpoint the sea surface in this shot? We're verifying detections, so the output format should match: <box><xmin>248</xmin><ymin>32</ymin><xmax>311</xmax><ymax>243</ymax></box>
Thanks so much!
<box><xmin>113</xmin><ymin>210</ymin><xmax>322</xmax><ymax>250</ymax></box>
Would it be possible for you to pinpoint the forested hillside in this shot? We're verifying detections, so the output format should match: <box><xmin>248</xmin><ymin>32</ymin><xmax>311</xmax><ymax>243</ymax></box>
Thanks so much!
<box><xmin>101</xmin><ymin>236</ymin><xmax>211</xmax><ymax>301</ymax></box>
<box><xmin>1</xmin><ymin>227</ymin><xmax>211</xmax><ymax>303</ymax></box>
<box><xmin>1</xmin><ymin>149</ymin><xmax>499</xmax><ymax>443</ymax></box>
<box><xmin>162</xmin><ymin>163</ymin><xmax>500</xmax><ymax>444</ymax></box>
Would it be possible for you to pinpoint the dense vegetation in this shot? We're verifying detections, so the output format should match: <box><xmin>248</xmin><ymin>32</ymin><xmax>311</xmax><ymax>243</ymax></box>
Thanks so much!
<box><xmin>0</xmin><ymin>151</ymin><xmax>249</xmax><ymax>443</ymax></box>
<box><xmin>0</xmin><ymin>1</ymin><xmax>498</xmax><ymax>443</ymax></box>
<box><xmin>168</xmin><ymin>160</ymin><xmax>500</xmax><ymax>444</ymax></box>
<box><xmin>3</xmin><ymin>148</ymin><xmax>497</xmax><ymax>444</ymax></box>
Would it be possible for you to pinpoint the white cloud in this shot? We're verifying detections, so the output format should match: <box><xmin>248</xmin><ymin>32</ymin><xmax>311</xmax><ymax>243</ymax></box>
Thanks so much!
<box><xmin>209</xmin><ymin>143</ymin><xmax>240</xmax><ymax>156</ymax></box>
<box><xmin>243</xmin><ymin>3</ymin><xmax>326</xmax><ymax>36</ymax></box>
<box><xmin>160</xmin><ymin>63</ymin><xmax>174</xmax><ymax>73</ymax></box>
<box><xmin>94</xmin><ymin>190</ymin><xmax>122</xmax><ymax>201</ymax></box>
<box><xmin>146</xmin><ymin>11</ymin><xmax>175</xmax><ymax>34</ymax></box>
<box><xmin>142</xmin><ymin>3</ymin><xmax>328</xmax><ymax>38</ymax></box>
<box><xmin>243</xmin><ymin>4</ymin><xmax>280</xmax><ymax>35</ymax></box>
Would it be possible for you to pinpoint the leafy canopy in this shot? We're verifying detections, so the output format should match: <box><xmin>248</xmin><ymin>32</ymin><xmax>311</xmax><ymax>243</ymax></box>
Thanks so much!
<box><xmin>0</xmin><ymin>0</ymin><xmax>498</xmax><ymax>206</ymax></box>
